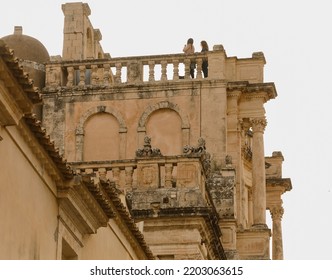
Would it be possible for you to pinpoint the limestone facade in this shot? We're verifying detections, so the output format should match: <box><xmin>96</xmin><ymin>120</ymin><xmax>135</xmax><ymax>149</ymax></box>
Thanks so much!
<box><xmin>0</xmin><ymin>39</ymin><xmax>152</xmax><ymax>260</ymax></box>
<box><xmin>0</xmin><ymin>2</ymin><xmax>292</xmax><ymax>260</ymax></box>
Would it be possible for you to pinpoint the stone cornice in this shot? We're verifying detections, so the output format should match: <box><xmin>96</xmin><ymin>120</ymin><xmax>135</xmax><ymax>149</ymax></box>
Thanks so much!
<box><xmin>266</xmin><ymin>178</ymin><xmax>292</xmax><ymax>192</ymax></box>
<box><xmin>58</xmin><ymin>180</ymin><xmax>109</xmax><ymax>235</ymax></box>
<box><xmin>42</xmin><ymin>78</ymin><xmax>224</xmax><ymax>97</ymax></box>
<box><xmin>227</xmin><ymin>81</ymin><xmax>277</xmax><ymax>103</ymax></box>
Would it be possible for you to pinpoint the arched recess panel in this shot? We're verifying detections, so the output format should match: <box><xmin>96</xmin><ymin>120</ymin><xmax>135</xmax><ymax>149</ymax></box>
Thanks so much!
<box><xmin>83</xmin><ymin>113</ymin><xmax>119</xmax><ymax>161</ymax></box>
<box><xmin>146</xmin><ymin>109</ymin><xmax>182</xmax><ymax>156</ymax></box>
<box><xmin>86</xmin><ymin>27</ymin><xmax>93</xmax><ymax>58</ymax></box>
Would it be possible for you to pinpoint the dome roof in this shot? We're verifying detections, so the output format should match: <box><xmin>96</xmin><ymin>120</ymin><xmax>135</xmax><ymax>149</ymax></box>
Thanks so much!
<box><xmin>1</xmin><ymin>26</ymin><xmax>50</xmax><ymax>63</ymax></box>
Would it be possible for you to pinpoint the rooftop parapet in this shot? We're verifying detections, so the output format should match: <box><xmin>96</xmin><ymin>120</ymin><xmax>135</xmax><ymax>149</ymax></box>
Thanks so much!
<box><xmin>44</xmin><ymin>47</ymin><xmax>266</xmax><ymax>91</ymax></box>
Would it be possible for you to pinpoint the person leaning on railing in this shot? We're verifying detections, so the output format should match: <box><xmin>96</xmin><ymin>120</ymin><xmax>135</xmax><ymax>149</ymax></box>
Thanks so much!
<box><xmin>200</xmin><ymin>40</ymin><xmax>209</xmax><ymax>78</ymax></box>
<box><xmin>183</xmin><ymin>38</ymin><xmax>195</xmax><ymax>78</ymax></box>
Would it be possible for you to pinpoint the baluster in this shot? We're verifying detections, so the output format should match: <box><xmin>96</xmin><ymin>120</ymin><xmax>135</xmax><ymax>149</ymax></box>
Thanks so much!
<box><xmin>112</xmin><ymin>167</ymin><xmax>120</xmax><ymax>188</ymax></box>
<box><xmin>125</xmin><ymin>166</ymin><xmax>134</xmax><ymax>188</ymax></box>
<box><xmin>98</xmin><ymin>168</ymin><xmax>107</xmax><ymax>180</ymax></box>
<box><xmin>165</xmin><ymin>163</ymin><xmax>174</xmax><ymax>188</ymax></box>
<box><xmin>78</xmin><ymin>65</ymin><xmax>86</xmax><ymax>86</ymax></box>
<box><xmin>103</xmin><ymin>63</ymin><xmax>111</xmax><ymax>86</ymax></box>
<box><xmin>161</xmin><ymin>60</ymin><xmax>167</xmax><ymax>81</ymax></box>
<box><xmin>148</xmin><ymin>61</ymin><xmax>155</xmax><ymax>82</ymax></box>
<box><xmin>184</xmin><ymin>58</ymin><xmax>190</xmax><ymax>79</ymax></box>
<box><xmin>173</xmin><ymin>60</ymin><xmax>179</xmax><ymax>80</ymax></box>
<box><xmin>115</xmin><ymin>63</ymin><xmax>122</xmax><ymax>84</ymax></box>
<box><xmin>196</xmin><ymin>58</ymin><xmax>203</xmax><ymax>79</ymax></box>
<box><xmin>91</xmin><ymin>65</ymin><xmax>98</xmax><ymax>85</ymax></box>
<box><xmin>66</xmin><ymin>66</ymin><xmax>74</xmax><ymax>87</ymax></box>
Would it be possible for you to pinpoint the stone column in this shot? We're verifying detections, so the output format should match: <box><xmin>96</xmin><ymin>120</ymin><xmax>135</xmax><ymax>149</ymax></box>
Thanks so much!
<box><xmin>270</xmin><ymin>206</ymin><xmax>284</xmax><ymax>260</ymax></box>
<box><xmin>251</xmin><ymin>118</ymin><xmax>267</xmax><ymax>227</ymax></box>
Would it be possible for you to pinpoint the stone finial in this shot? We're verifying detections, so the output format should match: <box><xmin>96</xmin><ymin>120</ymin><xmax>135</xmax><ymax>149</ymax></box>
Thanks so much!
<box><xmin>14</xmin><ymin>26</ymin><xmax>23</xmax><ymax>35</ymax></box>
<box><xmin>212</xmin><ymin>44</ymin><xmax>225</xmax><ymax>51</ymax></box>
<box><xmin>136</xmin><ymin>136</ymin><xmax>162</xmax><ymax>157</ymax></box>
<box><xmin>183</xmin><ymin>137</ymin><xmax>206</xmax><ymax>156</ymax></box>
<box><xmin>183</xmin><ymin>138</ymin><xmax>211</xmax><ymax>177</ymax></box>
<box><xmin>272</xmin><ymin>151</ymin><xmax>284</xmax><ymax>160</ymax></box>
<box><xmin>252</xmin><ymin>52</ymin><xmax>266</xmax><ymax>63</ymax></box>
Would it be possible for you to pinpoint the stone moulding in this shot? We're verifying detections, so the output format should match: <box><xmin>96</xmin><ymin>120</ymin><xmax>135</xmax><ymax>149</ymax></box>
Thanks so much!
<box><xmin>75</xmin><ymin>105</ymin><xmax>127</xmax><ymax>135</ymax></box>
<box><xmin>130</xmin><ymin>207</ymin><xmax>226</xmax><ymax>260</ymax></box>
<box><xmin>227</xmin><ymin>81</ymin><xmax>277</xmax><ymax>102</ymax></box>
<box><xmin>137</xmin><ymin>100</ymin><xmax>190</xmax><ymax>130</ymax></box>
<box><xmin>75</xmin><ymin>105</ymin><xmax>128</xmax><ymax>161</ymax></box>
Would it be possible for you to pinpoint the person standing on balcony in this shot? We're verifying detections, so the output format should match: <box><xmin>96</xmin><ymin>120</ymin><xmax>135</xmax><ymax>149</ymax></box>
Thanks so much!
<box><xmin>200</xmin><ymin>40</ymin><xmax>209</xmax><ymax>78</ymax></box>
<box><xmin>183</xmin><ymin>38</ymin><xmax>195</xmax><ymax>78</ymax></box>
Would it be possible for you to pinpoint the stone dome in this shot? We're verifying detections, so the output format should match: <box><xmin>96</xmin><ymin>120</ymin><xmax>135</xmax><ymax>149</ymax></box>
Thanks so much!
<box><xmin>1</xmin><ymin>26</ymin><xmax>50</xmax><ymax>63</ymax></box>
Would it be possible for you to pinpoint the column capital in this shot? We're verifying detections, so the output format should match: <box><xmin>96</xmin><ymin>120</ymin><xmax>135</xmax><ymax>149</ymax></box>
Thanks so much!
<box><xmin>251</xmin><ymin>117</ymin><xmax>267</xmax><ymax>133</ymax></box>
<box><xmin>270</xmin><ymin>206</ymin><xmax>284</xmax><ymax>220</ymax></box>
<box><xmin>239</xmin><ymin>118</ymin><xmax>251</xmax><ymax>132</ymax></box>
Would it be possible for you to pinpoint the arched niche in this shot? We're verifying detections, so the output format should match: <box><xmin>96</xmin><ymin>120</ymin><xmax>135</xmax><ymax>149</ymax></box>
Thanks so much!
<box><xmin>75</xmin><ymin>106</ymin><xmax>127</xmax><ymax>161</ymax></box>
<box><xmin>137</xmin><ymin>101</ymin><xmax>190</xmax><ymax>153</ymax></box>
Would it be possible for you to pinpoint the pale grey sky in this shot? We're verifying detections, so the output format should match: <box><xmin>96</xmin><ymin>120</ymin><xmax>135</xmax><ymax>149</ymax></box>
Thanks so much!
<box><xmin>1</xmin><ymin>0</ymin><xmax>332</xmax><ymax>260</ymax></box>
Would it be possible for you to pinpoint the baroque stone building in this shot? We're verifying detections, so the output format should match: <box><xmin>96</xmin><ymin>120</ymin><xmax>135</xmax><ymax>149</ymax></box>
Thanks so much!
<box><xmin>0</xmin><ymin>2</ymin><xmax>291</xmax><ymax>260</ymax></box>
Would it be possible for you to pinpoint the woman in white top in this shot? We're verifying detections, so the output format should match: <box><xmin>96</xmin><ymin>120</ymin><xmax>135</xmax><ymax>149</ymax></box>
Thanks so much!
<box><xmin>183</xmin><ymin>38</ymin><xmax>195</xmax><ymax>78</ymax></box>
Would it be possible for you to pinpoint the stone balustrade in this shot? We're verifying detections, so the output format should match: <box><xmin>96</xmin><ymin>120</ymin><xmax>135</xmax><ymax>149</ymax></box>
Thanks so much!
<box><xmin>45</xmin><ymin>47</ymin><xmax>267</xmax><ymax>90</ymax></box>
<box><xmin>70</xmin><ymin>155</ymin><xmax>208</xmax><ymax>194</ymax></box>
<box><xmin>45</xmin><ymin>51</ymin><xmax>219</xmax><ymax>89</ymax></box>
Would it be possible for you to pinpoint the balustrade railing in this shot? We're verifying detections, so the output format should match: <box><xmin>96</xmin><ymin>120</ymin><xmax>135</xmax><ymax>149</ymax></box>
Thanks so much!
<box><xmin>46</xmin><ymin>52</ymin><xmax>211</xmax><ymax>89</ymax></box>
<box><xmin>70</xmin><ymin>155</ymin><xmax>207</xmax><ymax>194</ymax></box>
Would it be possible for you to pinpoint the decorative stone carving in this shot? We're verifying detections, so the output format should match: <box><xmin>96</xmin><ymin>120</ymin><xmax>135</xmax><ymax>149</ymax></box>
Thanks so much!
<box><xmin>177</xmin><ymin>164</ymin><xmax>197</xmax><ymax>188</ymax></box>
<box><xmin>127</xmin><ymin>61</ymin><xmax>141</xmax><ymax>83</ymax></box>
<box><xmin>136</xmin><ymin>136</ymin><xmax>162</xmax><ymax>157</ymax></box>
<box><xmin>243</xmin><ymin>142</ymin><xmax>252</xmax><ymax>161</ymax></box>
<box><xmin>270</xmin><ymin>206</ymin><xmax>284</xmax><ymax>221</ymax></box>
<box><xmin>183</xmin><ymin>137</ymin><xmax>206</xmax><ymax>156</ymax></box>
<box><xmin>97</xmin><ymin>105</ymin><xmax>106</xmax><ymax>113</ymax></box>
<box><xmin>251</xmin><ymin>118</ymin><xmax>267</xmax><ymax>133</ymax></box>
<box><xmin>46</xmin><ymin>67</ymin><xmax>60</xmax><ymax>87</ymax></box>
<box><xmin>183</xmin><ymin>138</ymin><xmax>211</xmax><ymax>177</ymax></box>
<box><xmin>137</xmin><ymin>164</ymin><xmax>159</xmax><ymax>188</ymax></box>
<box><xmin>207</xmin><ymin>173</ymin><xmax>236</xmax><ymax>218</ymax></box>
<box><xmin>225</xmin><ymin>155</ymin><xmax>232</xmax><ymax>167</ymax></box>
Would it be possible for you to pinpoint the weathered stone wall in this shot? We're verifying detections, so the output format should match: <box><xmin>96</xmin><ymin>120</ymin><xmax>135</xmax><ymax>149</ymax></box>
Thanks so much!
<box><xmin>42</xmin><ymin>82</ymin><xmax>209</xmax><ymax>163</ymax></box>
<box><xmin>81</xmin><ymin>221</ymin><xmax>141</xmax><ymax>260</ymax></box>
<box><xmin>0</xmin><ymin>127</ymin><xmax>58</xmax><ymax>259</ymax></box>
